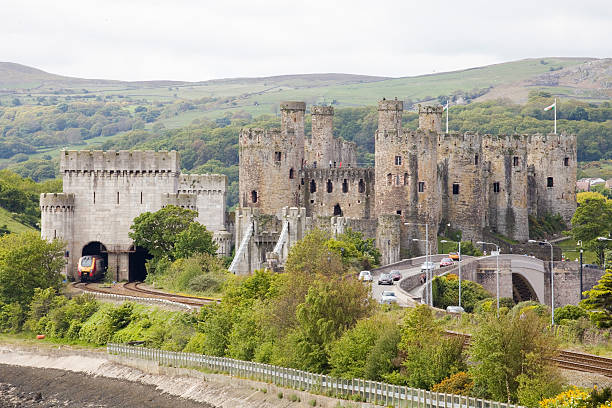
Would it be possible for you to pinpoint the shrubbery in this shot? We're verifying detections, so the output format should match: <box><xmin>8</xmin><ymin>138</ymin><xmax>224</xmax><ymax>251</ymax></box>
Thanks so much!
<box><xmin>433</xmin><ymin>274</ymin><xmax>492</xmax><ymax>313</ymax></box>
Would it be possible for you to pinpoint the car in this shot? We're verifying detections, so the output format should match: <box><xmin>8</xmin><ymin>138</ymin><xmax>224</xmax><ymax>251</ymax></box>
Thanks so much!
<box><xmin>446</xmin><ymin>305</ymin><xmax>465</xmax><ymax>313</ymax></box>
<box><xmin>359</xmin><ymin>270</ymin><xmax>372</xmax><ymax>282</ymax></box>
<box><xmin>377</xmin><ymin>273</ymin><xmax>394</xmax><ymax>285</ymax></box>
<box><xmin>440</xmin><ymin>257</ymin><xmax>454</xmax><ymax>267</ymax></box>
<box><xmin>449</xmin><ymin>252</ymin><xmax>460</xmax><ymax>261</ymax></box>
<box><xmin>420</xmin><ymin>261</ymin><xmax>436</xmax><ymax>273</ymax></box>
<box><xmin>380</xmin><ymin>291</ymin><xmax>398</xmax><ymax>304</ymax></box>
<box><xmin>389</xmin><ymin>270</ymin><xmax>402</xmax><ymax>281</ymax></box>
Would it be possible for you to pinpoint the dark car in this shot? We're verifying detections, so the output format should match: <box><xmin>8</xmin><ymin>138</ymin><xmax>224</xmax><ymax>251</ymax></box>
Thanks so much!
<box><xmin>389</xmin><ymin>270</ymin><xmax>402</xmax><ymax>281</ymax></box>
<box><xmin>377</xmin><ymin>273</ymin><xmax>394</xmax><ymax>285</ymax></box>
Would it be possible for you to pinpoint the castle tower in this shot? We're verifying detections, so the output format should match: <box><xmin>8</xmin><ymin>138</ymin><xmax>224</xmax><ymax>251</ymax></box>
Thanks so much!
<box><xmin>482</xmin><ymin>135</ymin><xmax>529</xmax><ymax>241</ymax></box>
<box><xmin>307</xmin><ymin>105</ymin><xmax>334</xmax><ymax>167</ymax></box>
<box><xmin>418</xmin><ymin>105</ymin><xmax>444</xmax><ymax>133</ymax></box>
<box><xmin>377</xmin><ymin>99</ymin><xmax>403</xmax><ymax>132</ymax></box>
<box><xmin>437</xmin><ymin>132</ymin><xmax>486</xmax><ymax>242</ymax></box>
<box><xmin>40</xmin><ymin>193</ymin><xmax>75</xmax><ymax>276</ymax></box>
<box><xmin>375</xmin><ymin>98</ymin><xmax>439</xmax><ymax>259</ymax></box>
<box><xmin>239</xmin><ymin>102</ymin><xmax>305</xmax><ymax>216</ymax></box>
<box><xmin>526</xmin><ymin>133</ymin><xmax>577</xmax><ymax>225</ymax></box>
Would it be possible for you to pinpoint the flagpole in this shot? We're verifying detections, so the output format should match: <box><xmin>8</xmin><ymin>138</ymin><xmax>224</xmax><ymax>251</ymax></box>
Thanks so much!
<box><xmin>446</xmin><ymin>100</ymin><xmax>449</xmax><ymax>133</ymax></box>
<box><xmin>554</xmin><ymin>98</ymin><xmax>557</xmax><ymax>134</ymax></box>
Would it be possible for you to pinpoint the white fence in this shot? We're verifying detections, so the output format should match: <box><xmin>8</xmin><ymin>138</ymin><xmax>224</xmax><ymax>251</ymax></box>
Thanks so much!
<box><xmin>107</xmin><ymin>343</ymin><xmax>523</xmax><ymax>408</ymax></box>
<box><xmin>85</xmin><ymin>292</ymin><xmax>193</xmax><ymax>311</ymax></box>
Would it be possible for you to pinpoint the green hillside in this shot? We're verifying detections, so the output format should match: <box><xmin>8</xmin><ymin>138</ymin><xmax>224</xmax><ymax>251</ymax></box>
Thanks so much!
<box><xmin>0</xmin><ymin>207</ymin><xmax>35</xmax><ymax>234</ymax></box>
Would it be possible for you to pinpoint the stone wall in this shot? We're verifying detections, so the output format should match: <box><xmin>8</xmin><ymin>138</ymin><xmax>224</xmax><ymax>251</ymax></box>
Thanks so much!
<box><xmin>438</xmin><ymin>132</ymin><xmax>485</xmax><ymax>242</ymax></box>
<box><xmin>42</xmin><ymin>150</ymin><xmax>229</xmax><ymax>280</ymax></box>
<box><xmin>301</xmin><ymin>167</ymin><xmax>374</xmax><ymax>218</ymax></box>
<box><xmin>178</xmin><ymin>174</ymin><xmax>227</xmax><ymax>232</ymax></box>
<box><xmin>482</xmin><ymin>135</ymin><xmax>529</xmax><ymax>241</ymax></box>
<box><xmin>526</xmin><ymin>133</ymin><xmax>577</xmax><ymax>225</ymax></box>
<box><xmin>239</xmin><ymin>102</ymin><xmax>305</xmax><ymax>217</ymax></box>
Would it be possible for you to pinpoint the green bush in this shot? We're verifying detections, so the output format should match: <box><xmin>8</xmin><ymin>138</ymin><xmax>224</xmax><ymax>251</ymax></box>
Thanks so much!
<box><xmin>554</xmin><ymin>304</ymin><xmax>589</xmax><ymax>325</ymax></box>
<box><xmin>0</xmin><ymin>302</ymin><xmax>25</xmax><ymax>333</ymax></box>
<box><xmin>433</xmin><ymin>274</ymin><xmax>492</xmax><ymax>313</ymax></box>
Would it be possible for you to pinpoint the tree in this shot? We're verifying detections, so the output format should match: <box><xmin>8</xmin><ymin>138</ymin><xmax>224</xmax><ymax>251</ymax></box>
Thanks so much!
<box><xmin>329</xmin><ymin>314</ymin><xmax>399</xmax><ymax>380</ymax></box>
<box><xmin>0</xmin><ymin>232</ymin><xmax>66</xmax><ymax>306</ymax></box>
<box><xmin>398</xmin><ymin>305</ymin><xmax>465</xmax><ymax>389</ymax></box>
<box><xmin>173</xmin><ymin>223</ymin><xmax>217</xmax><ymax>259</ymax></box>
<box><xmin>129</xmin><ymin>205</ymin><xmax>215</xmax><ymax>261</ymax></box>
<box><xmin>580</xmin><ymin>270</ymin><xmax>612</xmax><ymax>328</ymax></box>
<box><xmin>288</xmin><ymin>278</ymin><xmax>373</xmax><ymax>372</ymax></box>
<box><xmin>432</xmin><ymin>274</ymin><xmax>491</xmax><ymax>313</ymax></box>
<box><xmin>468</xmin><ymin>310</ymin><xmax>561</xmax><ymax>403</ymax></box>
<box><xmin>568</xmin><ymin>192</ymin><xmax>612</xmax><ymax>266</ymax></box>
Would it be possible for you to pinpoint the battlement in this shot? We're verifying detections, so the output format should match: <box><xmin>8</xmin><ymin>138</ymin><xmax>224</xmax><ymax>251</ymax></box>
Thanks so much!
<box><xmin>280</xmin><ymin>101</ymin><xmax>306</xmax><ymax>111</ymax></box>
<box><xmin>378</xmin><ymin>99</ymin><xmax>403</xmax><ymax>111</ymax></box>
<box><xmin>482</xmin><ymin>134</ymin><xmax>529</xmax><ymax>152</ymax></box>
<box><xmin>311</xmin><ymin>105</ymin><xmax>334</xmax><ymax>115</ymax></box>
<box><xmin>60</xmin><ymin>150</ymin><xmax>180</xmax><ymax>173</ymax></box>
<box><xmin>527</xmin><ymin>133</ymin><xmax>576</xmax><ymax>149</ymax></box>
<box><xmin>40</xmin><ymin>192</ymin><xmax>75</xmax><ymax>211</ymax></box>
<box><xmin>179</xmin><ymin>174</ymin><xmax>227</xmax><ymax>192</ymax></box>
<box><xmin>239</xmin><ymin>128</ymin><xmax>284</xmax><ymax>146</ymax></box>
<box><xmin>418</xmin><ymin>104</ymin><xmax>444</xmax><ymax>115</ymax></box>
<box><xmin>161</xmin><ymin>193</ymin><xmax>197</xmax><ymax>210</ymax></box>
<box><xmin>438</xmin><ymin>132</ymin><xmax>482</xmax><ymax>150</ymax></box>
<box><xmin>375</xmin><ymin>129</ymin><xmax>437</xmax><ymax>145</ymax></box>
<box><xmin>281</xmin><ymin>206</ymin><xmax>306</xmax><ymax>219</ymax></box>
<box><xmin>304</xmin><ymin>167</ymin><xmax>375</xmax><ymax>182</ymax></box>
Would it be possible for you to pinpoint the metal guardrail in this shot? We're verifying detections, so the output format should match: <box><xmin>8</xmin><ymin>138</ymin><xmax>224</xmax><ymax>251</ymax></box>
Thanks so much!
<box><xmin>107</xmin><ymin>343</ymin><xmax>523</xmax><ymax>408</ymax></box>
<box><xmin>86</xmin><ymin>292</ymin><xmax>193</xmax><ymax>311</ymax></box>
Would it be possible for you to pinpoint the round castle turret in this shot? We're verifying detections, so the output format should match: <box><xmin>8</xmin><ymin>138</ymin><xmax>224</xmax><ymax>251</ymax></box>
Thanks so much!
<box><xmin>375</xmin><ymin>99</ymin><xmax>439</xmax><ymax>259</ymax></box>
<box><xmin>239</xmin><ymin>102</ymin><xmax>305</xmax><ymax>216</ymax></box>
<box><xmin>418</xmin><ymin>104</ymin><xmax>444</xmax><ymax>133</ymax></box>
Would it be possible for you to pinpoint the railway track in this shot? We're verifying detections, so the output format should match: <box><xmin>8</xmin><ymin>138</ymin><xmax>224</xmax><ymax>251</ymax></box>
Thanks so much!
<box><xmin>72</xmin><ymin>281</ymin><xmax>219</xmax><ymax>308</ymax></box>
<box><xmin>446</xmin><ymin>330</ymin><xmax>612</xmax><ymax>378</ymax></box>
<box><xmin>72</xmin><ymin>285</ymin><xmax>612</xmax><ymax>378</ymax></box>
<box><xmin>121</xmin><ymin>282</ymin><xmax>219</xmax><ymax>307</ymax></box>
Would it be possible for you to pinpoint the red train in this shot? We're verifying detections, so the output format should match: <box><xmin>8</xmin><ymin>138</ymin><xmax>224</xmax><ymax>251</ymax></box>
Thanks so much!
<box><xmin>77</xmin><ymin>255</ymin><xmax>106</xmax><ymax>282</ymax></box>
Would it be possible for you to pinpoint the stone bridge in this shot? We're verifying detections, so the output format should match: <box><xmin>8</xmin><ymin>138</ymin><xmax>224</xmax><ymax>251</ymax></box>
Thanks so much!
<box><xmin>386</xmin><ymin>254</ymin><xmax>604</xmax><ymax>307</ymax></box>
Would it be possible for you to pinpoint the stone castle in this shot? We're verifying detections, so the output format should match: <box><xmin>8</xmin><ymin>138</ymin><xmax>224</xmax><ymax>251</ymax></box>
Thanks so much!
<box><xmin>40</xmin><ymin>150</ymin><xmax>231</xmax><ymax>281</ymax></box>
<box><xmin>231</xmin><ymin>100</ymin><xmax>576</xmax><ymax>273</ymax></box>
<box><xmin>40</xmin><ymin>100</ymin><xmax>577</xmax><ymax>280</ymax></box>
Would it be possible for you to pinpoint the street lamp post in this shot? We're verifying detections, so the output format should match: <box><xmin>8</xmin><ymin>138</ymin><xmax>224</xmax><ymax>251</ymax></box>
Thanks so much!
<box><xmin>528</xmin><ymin>239</ymin><xmax>554</xmax><ymax>325</ymax></box>
<box><xmin>441</xmin><ymin>239</ymin><xmax>462</xmax><ymax>308</ymax></box>
<box><xmin>477</xmin><ymin>241</ymin><xmax>500</xmax><ymax>315</ymax></box>
<box><xmin>405</xmin><ymin>222</ymin><xmax>431</xmax><ymax>306</ymax></box>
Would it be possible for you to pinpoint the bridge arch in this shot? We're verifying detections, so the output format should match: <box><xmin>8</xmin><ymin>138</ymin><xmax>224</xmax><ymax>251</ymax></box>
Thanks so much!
<box><xmin>512</xmin><ymin>273</ymin><xmax>538</xmax><ymax>303</ymax></box>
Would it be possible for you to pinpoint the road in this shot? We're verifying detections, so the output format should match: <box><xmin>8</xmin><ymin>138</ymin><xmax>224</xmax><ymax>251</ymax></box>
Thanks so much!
<box><xmin>369</xmin><ymin>264</ymin><xmax>429</xmax><ymax>307</ymax></box>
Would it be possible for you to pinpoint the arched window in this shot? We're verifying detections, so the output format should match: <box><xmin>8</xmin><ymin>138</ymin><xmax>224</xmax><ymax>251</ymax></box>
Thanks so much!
<box><xmin>251</xmin><ymin>190</ymin><xmax>258</xmax><ymax>203</ymax></box>
<box><xmin>358</xmin><ymin>179</ymin><xmax>365</xmax><ymax>193</ymax></box>
<box><xmin>342</xmin><ymin>179</ymin><xmax>348</xmax><ymax>193</ymax></box>
<box><xmin>327</xmin><ymin>179</ymin><xmax>333</xmax><ymax>193</ymax></box>
<box><xmin>387</xmin><ymin>173</ymin><xmax>392</xmax><ymax>186</ymax></box>
<box><xmin>404</xmin><ymin>172</ymin><xmax>408</xmax><ymax>185</ymax></box>
<box><xmin>396</xmin><ymin>175</ymin><xmax>401</xmax><ymax>186</ymax></box>
<box><xmin>310</xmin><ymin>179</ymin><xmax>317</xmax><ymax>193</ymax></box>
<box><xmin>289</xmin><ymin>168</ymin><xmax>294</xmax><ymax>179</ymax></box>
<box><xmin>333</xmin><ymin>204</ymin><xmax>343</xmax><ymax>216</ymax></box>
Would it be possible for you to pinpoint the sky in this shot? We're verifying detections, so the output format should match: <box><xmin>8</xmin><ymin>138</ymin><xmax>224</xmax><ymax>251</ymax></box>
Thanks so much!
<box><xmin>3</xmin><ymin>0</ymin><xmax>612</xmax><ymax>82</ymax></box>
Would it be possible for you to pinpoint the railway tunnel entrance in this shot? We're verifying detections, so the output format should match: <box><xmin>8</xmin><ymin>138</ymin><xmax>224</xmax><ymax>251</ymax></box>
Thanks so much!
<box><xmin>81</xmin><ymin>242</ymin><xmax>108</xmax><ymax>281</ymax></box>
<box><xmin>512</xmin><ymin>273</ymin><xmax>538</xmax><ymax>303</ymax></box>
<box><xmin>129</xmin><ymin>245</ymin><xmax>152</xmax><ymax>282</ymax></box>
